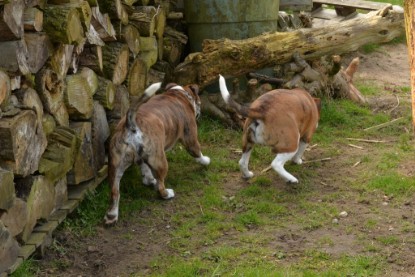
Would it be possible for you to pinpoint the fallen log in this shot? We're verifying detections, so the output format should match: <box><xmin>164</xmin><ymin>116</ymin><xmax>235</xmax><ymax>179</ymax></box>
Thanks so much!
<box><xmin>174</xmin><ymin>6</ymin><xmax>405</xmax><ymax>89</ymax></box>
<box><xmin>64</xmin><ymin>73</ymin><xmax>93</xmax><ymax>120</ymax></box>
<box><xmin>91</xmin><ymin>101</ymin><xmax>110</xmax><ymax>171</ymax></box>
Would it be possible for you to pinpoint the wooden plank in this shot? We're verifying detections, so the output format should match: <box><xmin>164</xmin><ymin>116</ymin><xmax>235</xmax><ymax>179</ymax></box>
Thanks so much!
<box><xmin>26</xmin><ymin>232</ymin><xmax>47</xmax><ymax>248</ymax></box>
<box><xmin>6</xmin><ymin>257</ymin><xmax>23</xmax><ymax>274</ymax></box>
<box><xmin>60</xmin><ymin>199</ymin><xmax>79</xmax><ymax>213</ymax></box>
<box><xmin>33</xmin><ymin>220</ymin><xmax>59</xmax><ymax>234</ymax></box>
<box><xmin>18</xmin><ymin>245</ymin><xmax>35</xmax><ymax>259</ymax></box>
<box><xmin>313</xmin><ymin>0</ymin><xmax>391</xmax><ymax>11</ymax></box>
<box><xmin>48</xmin><ymin>209</ymin><xmax>68</xmax><ymax>224</ymax></box>
<box><xmin>280</xmin><ymin>0</ymin><xmax>312</xmax><ymax>11</ymax></box>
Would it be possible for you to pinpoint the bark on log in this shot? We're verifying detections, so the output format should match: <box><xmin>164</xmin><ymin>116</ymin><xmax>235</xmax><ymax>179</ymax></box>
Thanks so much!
<box><xmin>0</xmin><ymin>69</ymin><xmax>11</xmax><ymax>110</ymax></box>
<box><xmin>25</xmin><ymin>32</ymin><xmax>51</xmax><ymax>73</ymax></box>
<box><xmin>0</xmin><ymin>221</ymin><xmax>20</xmax><ymax>273</ymax></box>
<box><xmin>78</xmin><ymin>45</ymin><xmax>103</xmax><ymax>73</ymax></box>
<box><xmin>23</xmin><ymin>7</ymin><xmax>43</xmax><ymax>32</ymax></box>
<box><xmin>38</xmin><ymin>126</ymin><xmax>79</xmax><ymax>183</ymax></box>
<box><xmin>15</xmin><ymin>175</ymin><xmax>55</xmax><ymax>242</ymax></box>
<box><xmin>50</xmin><ymin>44</ymin><xmax>74</xmax><ymax>80</ymax></box>
<box><xmin>67</xmin><ymin>121</ymin><xmax>95</xmax><ymax>184</ymax></box>
<box><xmin>14</xmin><ymin>87</ymin><xmax>44</xmax><ymax>127</ymax></box>
<box><xmin>91</xmin><ymin>101</ymin><xmax>110</xmax><ymax>171</ymax></box>
<box><xmin>0</xmin><ymin>110</ymin><xmax>47</xmax><ymax>177</ymax></box>
<box><xmin>0</xmin><ymin>0</ymin><xmax>24</xmax><ymax>41</ymax></box>
<box><xmin>102</xmin><ymin>42</ymin><xmax>129</xmax><ymax>85</ymax></box>
<box><xmin>0</xmin><ymin>168</ymin><xmax>14</xmax><ymax>210</ymax></box>
<box><xmin>174</xmin><ymin>7</ymin><xmax>405</xmax><ymax>89</ymax></box>
<box><xmin>163</xmin><ymin>26</ymin><xmax>187</xmax><ymax>66</ymax></box>
<box><xmin>85</xmin><ymin>23</ymin><xmax>105</xmax><ymax>46</ymax></box>
<box><xmin>0</xmin><ymin>197</ymin><xmax>27</xmax><ymax>237</ymax></box>
<box><xmin>64</xmin><ymin>73</ymin><xmax>93</xmax><ymax>120</ymax></box>
<box><xmin>127</xmin><ymin>56</ymin><xmax>147</xmax><ymax>97</ymax></box>
<box><xmin>43</xmin><ymin>4</ymin><xmax>84</xmax><ymax>45</ymax></box>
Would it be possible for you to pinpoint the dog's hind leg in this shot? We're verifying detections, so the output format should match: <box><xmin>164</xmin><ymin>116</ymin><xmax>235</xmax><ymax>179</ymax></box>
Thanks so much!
<box><xmin>271</xmin><ymin>152</ymin><xmax>298</xmax><ymax>183</ymax></box>
<box><xmin>181</xmin><ymin>122</ymin><xmax>210</xmax><ymax>165</ymax></box>
<box><xmin>239</xmin><ymin>126</ymin><xmax>255</xmax><ymax>179</ymax></box>
<box><xmin>105</xmin><ymin>153</ymin><xmax>131</xmax><ymax>225</ymax></box>
<box><xmin>147</xmin><ymin>153</ymin><xmax>175</xmax><ymax>199</ymax></box>
<box><xmin>140</xmin><ymin>162</ymin><xmax>157</xmax><ymax>187</ymax></box>
<box><xmin>292</xmin><ymin>140</ymin><xmax>308</xmax><ymax>165</ymax></box>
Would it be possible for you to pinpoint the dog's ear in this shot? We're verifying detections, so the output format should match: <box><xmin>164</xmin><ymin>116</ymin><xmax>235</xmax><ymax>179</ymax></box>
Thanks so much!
<box><xmin>165</xmin><ymin>83</ymin><xmax>177</xmax><ymax>90</ymax></box>
<box><xmin>189</xmin><ymin>84</ymin><xmax>201</xmax><ymax>95</ymax></box>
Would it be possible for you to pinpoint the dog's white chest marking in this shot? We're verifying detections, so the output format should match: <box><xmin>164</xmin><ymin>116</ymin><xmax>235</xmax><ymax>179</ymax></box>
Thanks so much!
<box><xmin>250</xmin><ymin>120</ymin><xmax>266</xmax><ymax>145</ymax></box>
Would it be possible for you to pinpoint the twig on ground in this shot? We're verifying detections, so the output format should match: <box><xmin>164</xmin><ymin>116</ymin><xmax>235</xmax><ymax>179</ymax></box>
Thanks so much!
<box><xmin>348</xmin><ymin>144</ymin><xmax>364</xmax><ymax>149</ymax></box>
<box><xmin>388</xmin><ymin>95</ymin><xmax>400</xmax><ymax>114</ymax></box>
<box><xmin>352</xmin><ymin>161</ymin><xmax>361</xmax><ymax>167</ymax></box>
<box><xmin>364</xmin><ymin>117</ymin><xmax>404</xmax><ymax>131</ymax></box>
<box><xmin>346</xmin><ymin>138</ymin><xmax>386</xmax><ymax>143</ymax></box>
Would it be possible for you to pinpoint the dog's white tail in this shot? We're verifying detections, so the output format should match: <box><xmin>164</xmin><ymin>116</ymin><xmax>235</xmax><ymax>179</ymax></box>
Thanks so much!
<box><xmin>219</xmin><ymin>75</ymin><xmax>230</xmax><ymax>103</ymax></box>
<box><xmin>144</xmin><ymin>82</ymin><xmax>162</xmax><ymax>97</ymax></box>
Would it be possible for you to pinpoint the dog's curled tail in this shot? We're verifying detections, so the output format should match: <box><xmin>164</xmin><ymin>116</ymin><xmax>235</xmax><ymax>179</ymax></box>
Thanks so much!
<box><xmin>219</xmin><ymin>75</ymin><xmax>250</xmax><ymax>117</ymax></box>
<box><xmin>126</xmin><ymin>82</ymin><xmax>162</xmax><ymax>132</ymax></box>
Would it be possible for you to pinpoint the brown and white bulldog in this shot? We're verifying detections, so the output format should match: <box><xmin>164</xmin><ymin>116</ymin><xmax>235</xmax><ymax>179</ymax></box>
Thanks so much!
<box><xmin>219</xmin><ymin>75</ymin><xmax>320</xmax><ymax>184</ymax></box>
<box><xmin>104</xmin><ymin>82</ymin><xmax>210</xmax><ymax>224</ymax></box>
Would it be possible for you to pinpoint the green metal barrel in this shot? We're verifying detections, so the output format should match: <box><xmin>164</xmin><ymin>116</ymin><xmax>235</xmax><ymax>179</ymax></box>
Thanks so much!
<box><xmin>184</xmin><ymin>0</ymin><xmax>280</xmax><ymax>52</ymax></box>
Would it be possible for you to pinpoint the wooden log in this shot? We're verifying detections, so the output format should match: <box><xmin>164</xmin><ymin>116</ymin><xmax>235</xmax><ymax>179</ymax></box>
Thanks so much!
<box><xmin>127</xmin><ymin>56</ymin><xmax>147</xmax><ymax>97</ymax></box>
<box><xmin>53</xmin><ymin>177</ymin><xmax>67</xmax><ymax>212</ymax></box>
<box><xmin>23</xmin><ymin>7</ymin><xmax>43</xmax><ymax>32</ymax></box>
<box><xmin>0</xmin><ymin>39</ymin><xmax>30</xmax><ymax>75</ymax></box>
<box><xmin>405</xmin><ymin>1</ymin><xmax>415</xmax><ymax>132</ymax></box>
<box><xmin>15</xmin><ymin>175</ymin><xmax>55</xmax><ymax>242</ymax></box>
<box><xmin>78</xmin><ymin>45</ymin><xmax>103</xmax><ymax>73</ymax></box>
<box><xmin>0</xmin><ymin>168</ymin><xmax>14</xmax><ymax>210</ymax></box>
<box><xmin>94</xmin><ymin>76</ymin><xmax>115</xmax><ymax>109</ymax></box>
<box><xmin>85</xmin><ymin>23</ymin><xmax>105</xmax><ymax>46</ymax></box>
<box><xmin>91</xmin><ymin>101</ymin><xmax>110</xmax><ymax>171</ymax></box>
<box><xmin>106</xmin><ymin>84</ymin><xmax>129</xmax><ymax>121</ymax></box>
<box><xmin>25</xmin><ymin>32</ymin><xmax>51</xmax><ymax>73</ymax></box>
<box><xmin>163</xmin><ymin>27</ymin><xmax>187</xmax><ymax>66</ymax></box>
<box><xmin>79</xmin><ymin>66</ymin><xmax>98</xmax><ymax>95</ymax></box>
<box><xmin>14</xmin><ymin>87</ymin><xmax>44</xmax><ymax>127</ymax></box>
<box><xmin>0</xmin><ymin>69</ymin><xmax>11</xmax><ymax>110</ymax></box>
<box><xmin>43</xmin><ymin>4</ymin><xmax>84</xmax><ymax>45</ymax></box>
<box><xmin>0</xmin><ymin>0</ymin><xmax>24</xmax><ymax>41</ymax></box>
<box><xmin>64</xmin><ymin>73</ymin><xmax>93</xmax><ymax>120</ymax></box>
<box><xmin>127</xmin><ymin>5</ymin><xmax>156</xmax><ymax>37</ymax></box>
<box><xmin>42</xmin><ymin>113</ymin><xmax>56</xmax><ymax>136</ymax></box>
<box><xmin>152</xmin><ymin>60</ymin><xmax>174</xmax><ymax>83</ymax></box>
<box><xmin>148</xmin><ymin>67</ymin><xmax>165</xmax><ymax>84</ymax></box>
<box><xmin>25</xmin><ymin>0</ymin><xmax>46</xmax><ymax>8</ymax></box>
<box><xmin>139</xmin><ymin>36</ymin><xmax>158</xmax><ymax>69</ymax></box>
<box><xmin>114</xmin><ymin>23</ymin><xmax>140</xmax><ymax>57</ymax></box>
<box><xmin>50</xmin><ymin>44</ymin><xmax>74</xmax><ymax>80</ymax></box>
<box><xmin>35</xmin><ymin>68</ymin><xmax>65</xmax><ymax>114</ymax></box>
<box><xmin>0</xmin><ymin>221</ymin><xmax>20</xmax><ymax>273</ymax></box>
<box><xmin>67</xmin><ymin>121</ymin><xmax>95</xmax><ymax>184</ymax></box>
<box><xmin>154</xmin><ymin>4</ymin><xmax>166</xmax><ymax>61</ymax></box>
<box><xmin>38</xmin><ymin>126</ymin><xmax>80</xmax><ymax>183</ymax></box>
<box><xmin>174</xmin><ymin>7</ymin><xmax>405</xmax><ymax>89</ymax></box>
<box><xmin>0</xmin><ymin>197</ymin><xmax>27</xmax><ymax>237</ymax></box>
<box><xmin>0</xmin><ymin>110</ymin><xmax>47</xmax><ymax>177</ymax></box>
<box><xmin>102</xmin><ymin>42</ymin><xmax>129</xmax><ymax>85</ymax></box>
<box><xmin>99</xmin><ymin>0</ymin><xmax>128</xmax><ymax>25</ymax></box>
<box><xmin>91</xmin><ymin>7</ymin><xmax>116</xmax><ymax>41</ymax></box>
<box><xmin>53</xmin><ymin>104</ymin><xmax>70</xmax><ymax>127</ymax></box>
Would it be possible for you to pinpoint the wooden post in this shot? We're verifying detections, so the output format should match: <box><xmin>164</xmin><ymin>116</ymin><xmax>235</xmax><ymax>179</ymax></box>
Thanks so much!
<box><xmin>404</xmin><ymin>1</ymin><xmax>415</xmax><ymax>132</ymax></box>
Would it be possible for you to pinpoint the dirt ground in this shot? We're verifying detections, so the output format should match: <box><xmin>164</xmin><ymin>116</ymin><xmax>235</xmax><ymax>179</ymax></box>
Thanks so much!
<box><xmin>34</xmin><ymin>43</ymin><xmax>413</xmax><ymax>277</ymax></box>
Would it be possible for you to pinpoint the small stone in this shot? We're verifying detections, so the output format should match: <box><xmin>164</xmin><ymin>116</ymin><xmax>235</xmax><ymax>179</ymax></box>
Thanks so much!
<box><xmin>87</xmin><ymin>246</ymin><xmax>98</xmax><ymax>253</ymax></box>
<box><xmin>332</xmin><ymin>218</ymin><xmax>339</xmax><ymax>224</ymax></box>
<box><xmin>339</xmin><ymin>211</ymin><xmax>348</xmax><ymax>218</ymax></box>
<box><xmin>382</xmin><ymin>202</ymin><xmax>389</xmax><ymax>206</ymax></box>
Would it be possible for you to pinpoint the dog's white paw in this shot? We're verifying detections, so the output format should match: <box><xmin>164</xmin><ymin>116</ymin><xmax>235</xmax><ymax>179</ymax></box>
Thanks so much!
<box><xmin>242</xmin><ymin>171</ymin><xmax>254</xmax><ymax>179</ymax></box>
<box><xmin>142</xmin><ymin>177</ymin><xmax>157</xmax><ymax>187</ymax></box>
<box><xmin>162</xmin><ymin>188</ymin><xmax>175</xmax><ymax>199</ymax></box>
<box><xmin>104</xmin><ymin>211</ymin><xmax>118</xmax><ymax>225</ymax></box>
<box><xmin>286</xmin><ymin>176</ymin><xmax>299</xmax><ymax>184</ymax></box>
<box><xmin>292</xmin><ymin>158</ymin><xmax>303</xmax><ymax>165</ymax></box>
<box><xmin>196</xmin><ymin>155</ymin><xmax>211</xmax><ymax>165</ymax></box>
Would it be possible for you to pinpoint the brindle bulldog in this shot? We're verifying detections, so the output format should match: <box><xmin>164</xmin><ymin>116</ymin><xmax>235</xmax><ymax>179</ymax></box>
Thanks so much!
<box><xmin>219</xmin><ymin>75</ymin><xmax>320</xmax><ymax>184</ymax></box>
<box><xmin>105</xmin><ymin>82</ymin><xmax>210</xmax><ymax>225</ymax></box>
